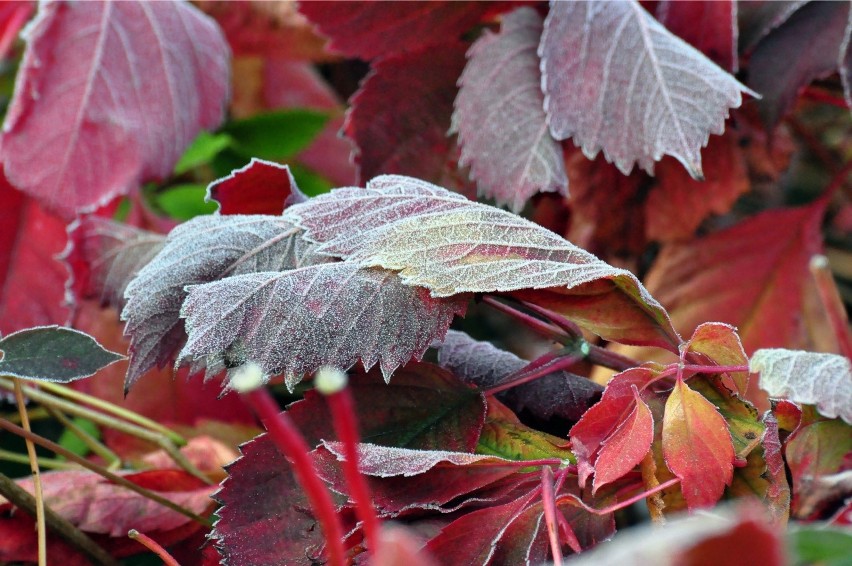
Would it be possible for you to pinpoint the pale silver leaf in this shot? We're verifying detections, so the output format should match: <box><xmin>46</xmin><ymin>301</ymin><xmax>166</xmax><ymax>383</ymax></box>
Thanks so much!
<box><xmin>121</xmin><ymin>214</ymin><xmax>325</xmax><ymax>390</ymax></box>
<box><xmin>539</xmin><ymin>0</ymin><xmax>755</xmax><ymax>178</ymax></box>
<box><xmin>451</xmin><ymin>7</ymin><xmax>567</xmax><ymax>212</ymax></box>
<box><xmin>751</xmin><ymin>348</ymin><xmax>852</xmax><ymax>425</ymax></box>
<box><xmin>179</xmin><ymin>263</ymin><xmax>468</xmax><ymax>390</ymax></box>
<box><xmin>287</xmin><ymin>175</ymin><xmax>678</xmax><ymax>348</ymax></box>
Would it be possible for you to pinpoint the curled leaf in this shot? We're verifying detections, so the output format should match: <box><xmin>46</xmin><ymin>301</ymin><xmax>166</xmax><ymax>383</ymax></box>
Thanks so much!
<box><xmin>750</xmin><ymin>348</ymin><xmax>852</xmax><ymax>424</ymax></box>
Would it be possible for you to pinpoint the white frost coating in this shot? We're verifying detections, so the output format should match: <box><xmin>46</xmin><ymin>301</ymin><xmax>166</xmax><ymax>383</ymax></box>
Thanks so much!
<box><xmin>314</xmin><ymin>366</ymin><xmax>348</xmax><ymax>395</ymax></box>
<box><xmin>229</xmin><ymin>362</ymin><xmax>266</xmax><ymax>394</ymax></box>
<box><xmin>452</xmin><ymin>7</ymin><xmax>567</xmax><ymax>212</ymax></box>
<box><xmin>751</xmin><ymin>348</ymin><xmax>852</xmax><ymax>424</ymax></box>
<box><xmin>539</xmin><ymin>0</ymin><xmax>756</xmax><ymax>179</ymax></box>
<box><xmin>178</xmin><ymin>263</ymin><xmax>467</xmax><ymax>391</ymax></box>
<box><xmin>436</xmin><ymin>329</ymin><xmax>526</xmax><ymax>389</ymax></box>
<box><xmin>121</xmin><ymin>214</ymin><xmax>326</xmax><ymax>391</ymax></box>
<box><xmin>322</xmin><ymin>441</ymin><xmax>511</xmax><ymax>477</ymax></box>
<box><xmin>287</xmin><ymin>175</ymin><xmax>678</xmax><ymax>347</ymax></box>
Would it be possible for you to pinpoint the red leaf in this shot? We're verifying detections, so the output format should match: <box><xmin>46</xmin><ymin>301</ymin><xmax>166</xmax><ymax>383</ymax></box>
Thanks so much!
<box><xmin>747</xmin><ymin>1</ymin><xmax>848</xmax><ymax>128</ymax></box>
<box><xmin>200</xmin><ymin>1</ymin><xmax>332</xmax><ymax>61</ymax></box>
<box><xmin>1</xmin><ymin>0</ymin><xmax>229</xmax><ymax>217</ymax></box>
<box><xmin>452</xmin><ymin>7</ymin><xmax>567</xmax><ymax>212</ymax></box>
<box><xmin>570</xmin><ymin>367</ymin><xmax>657</xmax><ymax>486</ymax></box>
<box><xmin>662</xmin><ymin>378</ymin><xmax>735</xmax><ymax>510</ymax></box>
<box><xmin>0</xmin><ymin>1</ymin><xmax>33</xmax><ymax>60</ymax></box>
<box><xmin>761</xmin><ymin>411</ymin><xmax>792</xmax><ymax>524</ymax></box>
<box><xmin>0</xmin><ymin>174</ymin><xmax>70</xmax><ymax>334</ymax></box>
<box><xmin>645</xmin><ymin>130</ymin><xmax>750</xmax><ymax>242</ymax></box>
<box><xmin>298</xmin><ymin>1</ymin><xmax>491</xmax><ymax>60</ymax></box>
<box><xmin>2</xmin><ymin>470</ymin><xmax>214</xmax><ymax>537</ymax></box>
<box><xmin>206</xmin><ymin>158</ymin><xmax>307</xmax><ymax>215</ymax></box>
<box><xmin>684</xmin><ymin>322</ymin><xmax>749</xmax><ymax>395</ymax></box>
<box><xmin>656</xmin><ymin>0</ymin><xmax>737</xmax><ymax>71</ymax></box>
<box><xmin>593</xmin><ymin>386</ymin><xmax>654</xmax><ymax>493</ymax></box>
<box><xmin>344</xmin><ymin>43</ymin><xmax>468</xmax><ymax>185</ymax></box>
<box><xmin>644</xmin><ymin>201</ymin><xmax>826</xmax><ymax>354</ymax></box>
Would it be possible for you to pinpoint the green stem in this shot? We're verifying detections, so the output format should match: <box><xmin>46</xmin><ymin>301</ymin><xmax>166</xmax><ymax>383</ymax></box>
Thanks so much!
<box><xmin>0</xmin><ymin>448</ymin><xmax>77</xmax><ymax>470</ymax></box>
<box><xmin>43</xmin><ymin>406</ymin><xmax>122</xmax><ymax>469</ymax></box>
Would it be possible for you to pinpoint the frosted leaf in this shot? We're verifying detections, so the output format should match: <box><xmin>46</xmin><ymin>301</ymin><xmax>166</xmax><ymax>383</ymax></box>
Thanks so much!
<box><xmin>69</xmin><ymin>217</ymin><xmax>165</xmax><ymax>309</ymax></box>
<box><xmin>751</xmin><ymin>349</ymin><xmax>852</xmax><ymax>425</ymax></box>
<box><xmin>288</xmin><ymin>175</ymin><xmax>678</xmax><ymax>348</ymax></box>
<box><xmin>321</xmin><ymin>441</ymin><xmax>511</xmax><ymax>477</ymax></box>
<box><xmin>121</xmin><ymin>214</ymin><xmax>326</xmax><ymax>391</ymax></box>
<box><xmin>436</xmin><ymin>329</ymin><xmax>527</xmax><ymax>390</ymax></box>
<box><xmin>539</xmin><ymin>0</ymin><xmax>755</xmax><ymax>178</ymax></box>
<box><xmin>179</xmin><ymin>263</ymin><xmax>468</xmax><ymax>390</ymax></box>
<box><xmin>451</xmin><ymin>7</ymin><xmax>567</xmax><ymax>212</ymax></box>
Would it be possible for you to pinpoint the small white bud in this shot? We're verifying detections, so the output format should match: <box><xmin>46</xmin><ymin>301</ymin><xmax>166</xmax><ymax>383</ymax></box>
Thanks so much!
<box><xmin>314</xmin><ymin>366</ymin><xmax>348</xmax><ymax>395</ymax></box>
<box><xmin>230</xmin><ymin>361</ymin><xmax>266</xmax><ymax>393</ymax></box>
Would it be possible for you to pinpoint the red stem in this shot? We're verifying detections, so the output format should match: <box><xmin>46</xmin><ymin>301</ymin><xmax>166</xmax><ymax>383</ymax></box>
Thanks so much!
<box><xmin>242</xmin><ymin>388</ymin><xmax>347</xmax><ymax>566</ymax></box>
<box><xmin>803</xmin><ymin>87</ymin><xmax>849</xmax><ymax>110</ymax></box>
<box><xmin>128</xmin><ymin>530</ymin><xmax>179</xmax><ymax>566</ymax></box>
<box><xmin>586</xmin><ymin>345</ymin><xmax>640</xmax><ymax>372</ymax></box>
<box><xmin>482</xmin><ymin>296</ymin><xmax>569</xmax><ymax>343</ymax></box>
<box><xmin>540</xmin><ymin>466</ymin><xmax>564</xmax><ymax>566</ymax></box>
<box><xmin>557</xmin><ymin>478</ymin><xmax>681</xmax><ymax>516</ymax></box>
<box><xmin>520</xmin><ymin>301</ymin><xmax>583</xmax><ymax>338</ymax></box>
<box><xmin>325</xmin><ymin>388</ymin><xmax>382</xmax><ymax>558</ymax></box>
<box><xmin>485</xmin><ymin>352</ymin><xmax>584</xmax><ymax>396</ymax></box>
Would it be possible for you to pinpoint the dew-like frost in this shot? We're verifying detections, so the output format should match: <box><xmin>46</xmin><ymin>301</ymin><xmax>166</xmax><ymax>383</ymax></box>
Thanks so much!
<box><xmin>179</xmin><ymin>263</ymin><xmax>468</xmax><ymax>390</ymax></box>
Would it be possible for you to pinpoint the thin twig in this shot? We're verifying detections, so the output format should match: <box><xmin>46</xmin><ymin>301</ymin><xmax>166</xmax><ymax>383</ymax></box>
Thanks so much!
<box><xmin>0</xmin><ymin>418</ymin><xmax>213</xmax><ymax>528</ymax></box>
<box><xmin>482</xmin><ymin>296</ymin><xmax>569</xmax><ymax>343</ymax></box>
<box><xmin>540</xmin><ymin>466</ymin><xmax>563</xmax><ymax>566</ymax></box>
<box><xmin>0</xmin><ymin>471</ymin><xmax>120</xmax><ymax>566</ymax></box>
<box><xmin>0</xmin><ymin>449</ymin><xmax>77</xmax><ymax>470</ymax></box>
<box><xmin>484</xmin><ymin>351</ymin><xmax>584</xmax><ymax>396</ymax></box>
<box><xmin>14</xmin><ymin>379</ymin><xmax>46</xmax><ymax>566</ymax></box>
<box><xmin>128</xmin><ymin>530</ymin><xmax>180</xmax><ymax>566</ymax></box>
<box><xmin>43</xmin><ymin>406</ymin><xmax>122</xmax><ymax>469</ymax></box>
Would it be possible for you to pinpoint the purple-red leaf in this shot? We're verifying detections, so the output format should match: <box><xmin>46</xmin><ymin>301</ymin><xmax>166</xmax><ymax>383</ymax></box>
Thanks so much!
<box><xmin>287</xmin><ymin>176</ymin><xmax>680</xmax><ymax>350</ymax></box>
<box><xmin>436</xmin><ymin>330</ymin><xmax>602</xmax><ymax>422</ymax></box>
<box><xmin>298</xmin><ymin>1</ymin><xmax>491</xmax><ymax>60</ymax></box>
<box><xmin>205</xmin><ymin>158</ymin><xmax>307</xmax><ymax>216</ymax></box>
<box><xmin>593</xmin><ymin>386</ymin><xmax>654</xmax><ymax>493</ymax></box>
<box><xmin>452</xmin><ymin>7</ymin><xmax>566</xmax><ymax>212</ymax></box>
<box><xmin>747</xmin><ymin>1</ymin><xmax>849</xmax><ymax>128</ymax></box>
<box><xmin>66</xmin><ymin>216</ymin><xmax>164</xmax><ymax>310</ymax></box>
<box><xmin>344</xmin><ymin>43</ymin><xmax>467</xmax><ymax>185</ymax></box>
<box><xmin>662</xmin><ymin>378</ymin><xmax>735</xmax><ymax>510</ymax></box>
<box><xmin>179</xmin><ymin>263</ymin><xmax>468</xmax><ymax>389</ymax></box>
<box><xmin>540</xmin><ymin>0</ymin><xmax>752</xmax><ymax>178</ymax></box>
<box><xmin>121</xmin><ymin>215</ymin><xmax>323</xmax><ymax>391</ymax></box>
<box><xmin>0</xmin><ymin>0</ymin><xmax>229</xmax><ymax>218</ymax></box>
<box><xmin>751</xmin><ymin>348</ymin><xmax>852</xmax><ymax>425</ymax></box>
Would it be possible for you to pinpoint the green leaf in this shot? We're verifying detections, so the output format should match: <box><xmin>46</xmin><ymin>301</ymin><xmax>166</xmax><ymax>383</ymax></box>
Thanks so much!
<box><xmin>0</xmin><ymin>326</ymin><xmax>124</xmax><ymax>382</ymax></box>
<box><xmin>288</xmin><ymin>163</ymin><xmax>334</xmax><ymax>197</ymax></box>
<box><xmin>58</xmin><ymin>417</ymin><xmax>100</xmax><ymax>458</ymax></box>
<box><xmin>222</xmin><ymin>109</ymin><xmax>329</xmax><ymax>161</ymax></box>
<box><xmin>476</xmin><ymin>399</ymin><xmax>574</xmax><ymax>464</ymax></box>
<box><xmin>173</xmin><ymin>130</ymin><xmax>233</xmax><ymax>175</ymax></box>
<box><xmin>788</xmin><ymin>527</ymin><xmax>852</xmax><ymax>566</ymax></box>
<box><xmin>155</xmin><ymin>183</ymin><xmax>218</xmax><ymax>220</ymax></box>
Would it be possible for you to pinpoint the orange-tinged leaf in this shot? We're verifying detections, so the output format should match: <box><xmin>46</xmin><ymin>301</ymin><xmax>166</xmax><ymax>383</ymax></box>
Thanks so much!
<box><xmin>662</xmin><ymin>378</ymin><xmax>735</xmax><ymax>510</ymax></box>
<box><xmin>685</xmin><ymin>322</ymin><xmax>749</xmax><ymax>395</ymax></box>
<box><xmin>593</xmin><ymin>386</ymin><xmax>654</xmax><ymax>493</ymax></box>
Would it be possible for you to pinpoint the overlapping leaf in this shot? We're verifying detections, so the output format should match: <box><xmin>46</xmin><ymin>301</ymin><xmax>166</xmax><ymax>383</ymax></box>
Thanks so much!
<box><xmin>452</xmin><ymin>7</ymin><xmax>567</xmax><ymax>212</ymax></box>
<box><xmin>684</xmin><ymin>322</ymin><xmax>749</xmax><ymax>395</ymax></box>
<box><xmin>179</xmin><ymin>263</ymin><xmax>468</xmax><ymax>389</ymax></box>
<box><xmin>344</xmin><ymin>43</ymin><xmax>468</xmax><ymax>185</ymax></box>
<box><xmin>655</xmin><ymin>0</ymin><xmax>737</xmax><ymax>71</ymax></box>
<box><xmin>205</xmin><ymin>158</ymin><xmax>306</xmax><ymax>215</ymax></box>
<box><xmin>593</xmin><ymin>386</ymin><xmax>654</xmax><ymax>493</ymax></box>
<box><xmin>298</xmin><ymin>1</ymin><xmax>491</xmax><ymax>61</ymax></box>
<box><xmin>662</xmin><ymin>378</ymin><xmax>735</xmax><ymax>510</ymax></box>
<box><xmin>751</xmin><ymin>349</ymin><xmax>852</xmax><ymax>424</ymax></box>
<box><xmin>0</xmin><ymin>0</ymin><xmax>229</xmax><ymax>217</ymax></box>
<box><xmin>436</xmin><ymin>330</ymin><xmax>602</xmax><ymax>421</ymax></box>
<box><xmin>67</xmin><ymin>216</ymin><xmax>165</xmax><ymax>309</ymax></box>
<box><xmin>540</xmin><ymin>0</ymin><xmax>753</xmax><ymax>178</ymax></box>
<box><xmin>287</xmin><ymin>175</ymin><xmax>680</xmax><ymax>349</ymax></box>
<box><xmin>121</xmin><ymin>214</ymin><xmax>324</xmax><ymax>390</ymax></box>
